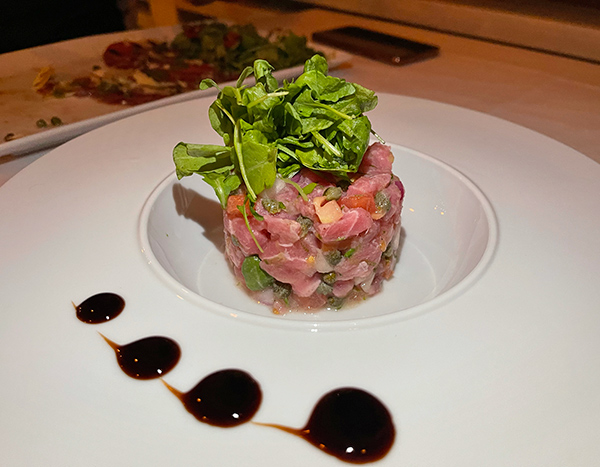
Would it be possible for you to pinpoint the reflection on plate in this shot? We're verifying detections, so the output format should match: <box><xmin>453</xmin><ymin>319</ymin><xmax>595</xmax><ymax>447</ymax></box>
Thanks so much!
<box><xmin>0</xmin><ymin>25</ymin><xmax>350</xmax><ymax>156</ymax></box>
<box><xmin>140</xmin><ymin>143</ymin><xmax>497</xmax><ymax>329</ymax></box>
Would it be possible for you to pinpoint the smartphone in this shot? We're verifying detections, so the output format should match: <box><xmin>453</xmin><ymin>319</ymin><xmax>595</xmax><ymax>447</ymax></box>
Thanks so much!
<box><xmin>312</xmin><ymin>26</ymin><xmax>439</xmax><ymax>66</ymax></box>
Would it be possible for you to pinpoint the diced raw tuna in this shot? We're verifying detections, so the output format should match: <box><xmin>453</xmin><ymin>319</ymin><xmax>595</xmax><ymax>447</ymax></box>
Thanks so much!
<box><xmin>222</xmin><ymin>143</ymin><xmax>404</xmax><ymax>312</ymax></box>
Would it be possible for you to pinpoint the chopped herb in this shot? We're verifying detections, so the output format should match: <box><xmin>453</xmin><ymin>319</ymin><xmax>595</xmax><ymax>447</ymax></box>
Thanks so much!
<box><xmin>241</xmin><ymin>255</ymin><xmax>274</xmax><ymax>291</ymax></box>
<box><xmin>52</xmin><ymin>88</ymin><xmax>66</xmax><ymax>98</ymax></box>
<box><xmin>303</xmin><ymin>182</ymin><xmax>317</xmax><ymax>195</ymax></box>
<box><xmin>249</xmin><ymin>201</ymin><xmax>264</xmax><ymax>221</ymax></box>
<box><xmin>344</xmin><ymin>248</ymin><xmax>356</xmax><ymax>258</ymax></box>
<box><xmin>237</xmin><ymin>205</ymin><xmax>263</xmax><ymax>253</ymax></box>
<box><xmin>282</xmin><ymin>178</ymin><xmax>309</xmax><ymax>202</ymax></box>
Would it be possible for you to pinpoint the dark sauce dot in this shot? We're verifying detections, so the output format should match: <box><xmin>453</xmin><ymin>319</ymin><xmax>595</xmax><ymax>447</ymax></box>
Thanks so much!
<box><xmin>164</xmin><ymin>369</ymin><xmax>262</xmax><ymax>427</ymax></box>
<box><xmin>260</xmin><ymin>387</ymin><xmax>395</xmax><ymax>464</ymax></box>
<box><xmin>101</xmin><ymin>334</ymin><xmax>181</xmax><ymax>380</ymax></box>
<box><xmin>74</xmin><ymin>293</ymin><xmax>124</xmax><ymax>324</ymax></box>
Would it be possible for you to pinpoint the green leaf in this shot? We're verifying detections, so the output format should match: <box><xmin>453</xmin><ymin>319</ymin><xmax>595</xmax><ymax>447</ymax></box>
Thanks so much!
<box><xmin>236</xmin><ymin>66</ymin><xmax>254</xmax><ymax>88</ymax></box>
<box><xmin>240</xmin><ymin>130</ymin><xmax>278</xmax><ymax>197</ymax></box>
<box><xmin>203</xmin><ymin>172</ymin><xmax>241</xmax><ymax>208</ymax></box>
<box><xmin>303</xmin><ymin>54</ymin><xmax>328</xmax><ymax>74</ymax></box>
<box><xmin>241</xmin><ymin>255</ymin><xmax>274</xmax><ymax>291</ymax></box>
<box><xmin>199</xmin><ymin>78</ymin><xmax>221</xmax><ymax>91</ymax></box>
<box><xmin>208</xmin><ymin>101</ymin><xmax>233</xmax><ymax>144</ymax></box>
<box><xmin>253</xmin><ymin>59</ymin><xmax>278</xmax><ymax>92</ymax></box>
<box><xmin>352</xmin><ymin>83</ymin><xmax>378</xmax><ymax>112</ymax></box>
<box><xmin>173</xmin><ymin>142</ymin><xmax>234</xmax><ymax>179</ymax></box>
<box><xmin>172</xmin><ymin>54</ymin><xmax>379</xmax><ymax>204</ymax></box>
<box><xmin>238</xmin><ymin>205</ymin><xmax>264</xmax><ymax>252</ymax></box>
<box><xmin>303</xmin><ymin>182</ymin><xmax>317</xmax><ymax>194</ymax></box>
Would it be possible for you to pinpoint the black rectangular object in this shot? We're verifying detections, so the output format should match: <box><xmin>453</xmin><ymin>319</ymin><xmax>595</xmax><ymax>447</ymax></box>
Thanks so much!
<box><xmin>312</xmin><ymin>26</ymin><xmax>439</xmax><ymax>66</ymax></box>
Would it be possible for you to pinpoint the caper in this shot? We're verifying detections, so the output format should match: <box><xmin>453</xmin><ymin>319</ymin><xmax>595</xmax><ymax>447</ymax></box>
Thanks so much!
<box><xmin>322</xmin><ymin>271</ymin><xmax>336</xmax><ymax>285</ymax></box>
<box><xmin>375</xmin><ymin>191</ymin><xmax>391</xmax><ymax>212</ymax></box>
<box><xmin>50</xmin><ymin>116</ymin><xmax>63</xmax><ymax>126</ymax></box>
<box><xmin>296</xmin><ymin>215</ymin><xmax>313</xmax><ymax>237</ymax></box>
<box><xmin>324</xmin><ymin>186</ymin><xmax>343</xmax><ymax>201</ymax></box>
<box><xmin>273</xmin><ymin>281</ymin><xmax>292</xmax><ymax>301</ymax></box>
<box><xmin>382</xmin><ymin>242</ymin><xmax>395</xmax><ymax>259</ymax></box>
<box><xmin>261</xmin><ymin>198</ymin><xmax>285</xmax><ymax>214</ymax></box>
<box><xmin>327</xmin><ymin>296</ymin><xmax>344</xmax><ymax>310</ymax></box>
<box><xmin>325</xmin><ymin>249</ymin><xmax>342</xmax><ymax>266</ymax></box>
<box><xmin>36</xmin><ymin>119</ymin><xmax>48</xmax><ymax>128</ymax></box>
<box><xmin>316</xmin><ymin>282</ymin><xmax>333</xmax><ymax>295</ymax></box>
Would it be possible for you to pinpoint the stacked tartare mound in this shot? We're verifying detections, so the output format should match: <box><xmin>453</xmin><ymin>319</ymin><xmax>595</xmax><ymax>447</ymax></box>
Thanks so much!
<box><xmin>173</xmin><ymin>54</ymin><xmax>405</xmax><ymax>312</ymax></box>
<box><xmin>223</xmin><ymin>143</ymin><xmax>404</xmax><ymax>311</ymax></box>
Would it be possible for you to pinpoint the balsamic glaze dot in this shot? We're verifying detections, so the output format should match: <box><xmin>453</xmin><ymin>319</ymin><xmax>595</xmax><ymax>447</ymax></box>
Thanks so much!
<box><xmin>102</xmin><ymin>335</ymin><xmax>181</xmax><ymax>380</ymax></box>
<box><xmin>165</xmin><ymin>369</ymin><xmax>262</xmax><ymax>427</ymax></box>
<box><xmin>75</xmin><ymin>293</ymin><xmax>124</xmax><ymax>324</ymax></box>
<box><xmin>301</xmin><ymin>387</ymin><xmax>395</xmax><ymax>463</ymax></box>
<box><xmin>258</xmin><ymin>387</ymin><xmax>395</xmax><ymax>464</ymax></box>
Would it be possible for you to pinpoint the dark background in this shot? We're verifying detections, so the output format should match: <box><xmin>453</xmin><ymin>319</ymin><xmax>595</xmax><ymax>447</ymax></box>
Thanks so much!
<box><xmin>0</xmin><ymin>0</ymin><xmax>126</xmax><ymax>54</ymax></box>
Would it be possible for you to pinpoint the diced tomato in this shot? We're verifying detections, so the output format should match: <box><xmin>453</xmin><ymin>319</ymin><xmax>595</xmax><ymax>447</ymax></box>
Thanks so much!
<box><xmin>169</xmin><ymin>63</ymin><xmax>216</xmax><ymax>86</ymax></box>
<box><xmin>313</xmin><ymin>196</ymin><xmax>343</xmax><ymax>224</ymax></box>
<box><xmin>103</xmin><ymin>41</ymin><xmax>146</xmax><ymax>69</ymax></box>
<box><xmin>223</xmin><ymin>31</ymin><xmax>241</xmax><ymax>49</ymax></box>
<box><xmin>182</xmin><ymin>24</ymin><xmax>205</xmax><ymax>39</ymax></box>
<box><xmin>339</xmin><ymin>194</ymin><xmax>376</xmax><ymax>214</ymax></box>
<box><xmin>226</xmin><ymin>195</ymin><xmax>248</xmax><ymax>218</ymax></box>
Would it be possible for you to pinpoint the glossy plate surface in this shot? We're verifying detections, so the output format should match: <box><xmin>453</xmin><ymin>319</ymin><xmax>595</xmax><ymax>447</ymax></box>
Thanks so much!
<box><xmin>141</xmin><ymin>144</ymin><xmax>496</xmax><ymax>329</ymax></box>
<box><xmin>1</xmin><ymin>94</ymin><xmax>599</xmax><ymax>466</ymax></box>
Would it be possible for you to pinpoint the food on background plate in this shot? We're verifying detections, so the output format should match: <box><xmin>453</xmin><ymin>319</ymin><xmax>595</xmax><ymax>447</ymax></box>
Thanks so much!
<box><xmin>33</xmin><ymin>21</ymin><xmax>318</xmax><ymax>106</ymax></box>
<box><xmin>173</xmin><ymin>55</ymin><xmax>404</xmax><ymax>312</ymax></box>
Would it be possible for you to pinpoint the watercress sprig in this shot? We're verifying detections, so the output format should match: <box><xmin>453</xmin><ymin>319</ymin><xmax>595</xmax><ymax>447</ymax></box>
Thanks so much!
<box><xmin>173</xmin><ymin>54</ymin><xmax>378</xmax><ymax>208</ymax></box>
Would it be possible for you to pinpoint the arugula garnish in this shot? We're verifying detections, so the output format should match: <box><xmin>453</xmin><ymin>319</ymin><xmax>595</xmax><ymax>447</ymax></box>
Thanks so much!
<box><xmin>173</xmin><ymin>54</ymin><xmax>378</xmax><ymax>208</ymax></box>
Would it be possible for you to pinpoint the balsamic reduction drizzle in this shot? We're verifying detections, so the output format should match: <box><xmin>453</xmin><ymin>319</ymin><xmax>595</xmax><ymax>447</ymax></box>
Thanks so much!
<box><xmin>79</xmin><ymin>292</ymin><xmax>396</xmax><ymax>462</ymax></box>
<box><xmin>101</xmin><ymin>334</ymin><xmax>181</xmax><ymax>380</ymax></box>
<box><xmin>74</xmin><ymin>293</ymin><xmax>124</xmax><ymax>323</ymax></box>
<box><xmin>163</xmin><ymin>369</ymin><xmax>262</xmax><ymax>427</ymax></box>
<box><xmin>258</xmin><ymin>387</ymin><xmax>395</xmax><ymax>464</ymax></box>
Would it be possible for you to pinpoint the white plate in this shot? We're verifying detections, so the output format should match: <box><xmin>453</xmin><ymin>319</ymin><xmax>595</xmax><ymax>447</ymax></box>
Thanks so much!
<box><xmin>140</xmin><ymin>143</ymin><xmax>497</xmax><ymax>330</ymax></box>
<box><xmin>1</xmin><ymin>94</ymin><xmax>599</xmax><ymax>466</ymax></box>
<box><xmin>0</xmin><ymin>25</ymin><xmax>349</xmax><ymax>156</ymax></box>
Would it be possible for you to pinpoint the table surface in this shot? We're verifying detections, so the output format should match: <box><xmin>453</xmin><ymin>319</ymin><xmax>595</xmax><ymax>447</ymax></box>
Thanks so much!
<box><xmin>1</xmin><ymin>1</ymin><xmax>599</xmax><ymax>188</ymax></box>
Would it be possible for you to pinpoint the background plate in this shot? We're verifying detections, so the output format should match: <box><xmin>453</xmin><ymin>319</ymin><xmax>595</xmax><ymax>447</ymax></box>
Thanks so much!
<box><xmin>0</xmin><ymin>25</ymin><xmax>349</xmax><ymax>156</ymax></box>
